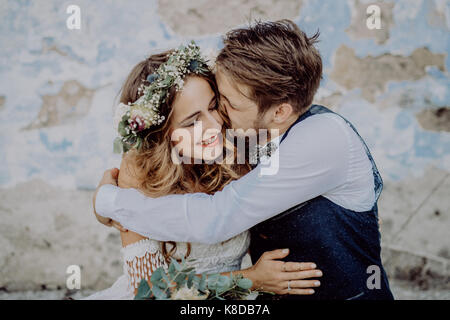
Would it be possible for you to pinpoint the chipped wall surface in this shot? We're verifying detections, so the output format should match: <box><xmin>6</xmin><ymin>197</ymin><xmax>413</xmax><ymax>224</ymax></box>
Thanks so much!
<box><xmin>0</xmin><ymin>0</ymin><xmax>449</xmax><ymax>297</ymax></box>
<box><xmin>329</xmin><ymin>46</ymin><xmax>446</xmax><ymax>102</ymax></box>
<box><xmin>23</xmin><ymin>80</ymin><xmax>98</xmax><ymax>130</ymax></box>
<box><xmin>157</xmin><ymin>0</ymin><xmax>304</xmax><ymax>36</ymax></box>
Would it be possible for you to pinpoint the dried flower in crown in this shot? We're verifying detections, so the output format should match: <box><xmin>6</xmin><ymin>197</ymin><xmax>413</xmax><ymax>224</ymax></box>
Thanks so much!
<box><xmin>113</xmin><ymin>41</ymin><xmax>211</xmax><ymax>153</ymax></box>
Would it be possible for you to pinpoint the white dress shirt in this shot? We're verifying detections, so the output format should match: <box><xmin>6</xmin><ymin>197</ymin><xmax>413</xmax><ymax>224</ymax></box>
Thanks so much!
<box><xmin>96</xmin><ymin>112</ymin><xmax>375</xmax><ymax>244</ymax></box>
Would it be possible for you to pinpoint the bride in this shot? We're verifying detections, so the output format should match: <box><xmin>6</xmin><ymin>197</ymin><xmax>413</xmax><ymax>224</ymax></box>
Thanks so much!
<box><xmin>85</xmin><ymin>42</ymin><xmax>321</xmax><ymax>299</ymax></box>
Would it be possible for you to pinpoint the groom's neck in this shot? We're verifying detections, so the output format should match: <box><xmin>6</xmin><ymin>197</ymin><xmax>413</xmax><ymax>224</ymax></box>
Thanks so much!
<box><xmin>261</xmin><ymin>109</ymin><xmax>304</xmax><ymax>143</ymax></box>
<box><xmin>278</xmin><ymin>113</ymin><xmax>302</xmax><ymax>135</ymax></box>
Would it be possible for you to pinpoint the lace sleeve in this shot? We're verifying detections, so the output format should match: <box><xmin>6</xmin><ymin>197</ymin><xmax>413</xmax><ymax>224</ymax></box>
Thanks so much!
<box><xmin>121</xmin><ymin>239</ymin><xmax>168</xmax><ymax>292</ymax></box>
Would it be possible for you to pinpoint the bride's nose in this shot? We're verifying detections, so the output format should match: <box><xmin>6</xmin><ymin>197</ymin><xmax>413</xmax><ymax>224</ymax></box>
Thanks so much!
<box><xmin>203</xmin><ymin>111</ymin><xmax>222</xmax><ymax>132</ymax></box>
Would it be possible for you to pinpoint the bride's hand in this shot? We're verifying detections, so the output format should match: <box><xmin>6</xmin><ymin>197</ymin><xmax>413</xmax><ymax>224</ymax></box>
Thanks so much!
<box><xmin>247</xmin><ymin>249</ymin><xmax>322</xmax><ymax>295</ymax></box>
<box><xmin>93</xmin><ymin>168</ymin><xmax>124</xmax><ymax>229</ymax></box>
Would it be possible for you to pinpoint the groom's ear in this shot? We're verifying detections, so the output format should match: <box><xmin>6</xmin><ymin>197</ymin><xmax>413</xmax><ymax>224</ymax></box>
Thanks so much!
<box><xmin>272</xmin><ymin>103</ymin><xmax>295</xmax><ymax>124</ymax></box>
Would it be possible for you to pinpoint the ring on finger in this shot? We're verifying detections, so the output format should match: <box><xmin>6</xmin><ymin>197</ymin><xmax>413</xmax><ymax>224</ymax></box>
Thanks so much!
<box><xmin>287</xmin><ymin>280</ymin><xmax>291</xmax><ymax>291</ymax></box>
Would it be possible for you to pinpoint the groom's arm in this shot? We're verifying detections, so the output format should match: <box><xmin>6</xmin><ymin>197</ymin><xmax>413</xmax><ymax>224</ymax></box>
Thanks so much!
<box><xmin>95</xmin><ymin>116</ymin><xmax>349</xmax><ymax>244</ymax></box>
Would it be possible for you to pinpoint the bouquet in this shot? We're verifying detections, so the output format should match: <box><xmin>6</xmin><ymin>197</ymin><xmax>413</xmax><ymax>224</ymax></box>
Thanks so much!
<box><xmin>134</xmin><ymin>257</ymin><xmax>257</xmax><ymax>300</ymax></box>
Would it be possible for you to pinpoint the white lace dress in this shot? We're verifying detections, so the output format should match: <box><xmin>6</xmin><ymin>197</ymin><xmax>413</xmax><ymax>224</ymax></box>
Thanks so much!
<box><xmin>83</xmin><ymin>231</ymin><xmax>250</xmax><ymax>300</ymax></box>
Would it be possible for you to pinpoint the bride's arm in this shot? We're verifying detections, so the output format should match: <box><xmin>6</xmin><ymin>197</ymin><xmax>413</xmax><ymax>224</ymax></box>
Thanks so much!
<box><xmin>117</xmin><ymin>152</ymin><xmax>168</xmax><ymax>295</ymax></box>
<box><xmin>117</xmin><ymin>151</ymin><xmax>147</xmax><ymax>247</ymax></box>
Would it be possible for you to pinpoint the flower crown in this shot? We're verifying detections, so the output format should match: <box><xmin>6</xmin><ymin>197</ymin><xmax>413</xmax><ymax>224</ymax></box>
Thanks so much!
<box><xmin>113</xmin><ymin>41</ymin><xmax>210</xmax><ymax>153</ymax></box>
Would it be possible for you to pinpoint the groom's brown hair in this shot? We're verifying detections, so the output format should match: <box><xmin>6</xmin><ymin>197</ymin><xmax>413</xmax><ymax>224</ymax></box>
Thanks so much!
<box><xmin>216</xmin><ymin>19</ymin><xmax>322</xmax><ymax>114</ymax></box>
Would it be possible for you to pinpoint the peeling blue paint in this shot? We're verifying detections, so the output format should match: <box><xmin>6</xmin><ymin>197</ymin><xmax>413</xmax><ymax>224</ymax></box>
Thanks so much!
<box><xmin>39</xmin><ymin>131</ymin><xmax>72</xmax><ymax>152</ymax></box>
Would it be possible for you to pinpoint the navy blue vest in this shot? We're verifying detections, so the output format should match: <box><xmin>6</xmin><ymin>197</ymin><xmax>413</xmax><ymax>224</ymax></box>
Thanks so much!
<box><xmin>250</xmin><ymin>105</ymin><xmax>394</xmax><ymax>300</ymax></box>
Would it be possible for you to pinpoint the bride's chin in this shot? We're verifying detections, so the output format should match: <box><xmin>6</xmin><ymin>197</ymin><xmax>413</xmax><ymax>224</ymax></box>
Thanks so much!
<box><xmin>203</xmin><ymin>155</ymin><xmax>222</xmax><ymax>162</ymax></box>
<box><xmin>193</xmin><ymin>148</ymin><xmax>224</xmax><ymax>163</ymax></box>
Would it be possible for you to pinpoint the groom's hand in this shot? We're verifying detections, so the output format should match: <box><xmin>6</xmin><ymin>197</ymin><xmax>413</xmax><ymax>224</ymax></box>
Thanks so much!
<box><xmin>248</xmin><ymin>249</ymin><xmax>322</xmax><ymax>295</ymax></box>
<box><xmin>93</xmin><ymin>168</ymin><xmax>127</xmax><ymax>232</ymax></box>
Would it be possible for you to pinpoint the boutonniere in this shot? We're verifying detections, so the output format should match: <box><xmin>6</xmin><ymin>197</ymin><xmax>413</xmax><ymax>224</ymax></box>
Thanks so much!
<box><xmin>249</xmin><ymin>141</ymin><xmax>278</xmax><ymax>165</ymax></box>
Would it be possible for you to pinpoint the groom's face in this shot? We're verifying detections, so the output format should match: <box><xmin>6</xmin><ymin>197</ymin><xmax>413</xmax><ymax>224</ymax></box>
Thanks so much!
<box><xmin>216</xmin><ymin>68</ymin><xmax>264</xmax><ymax>135</ymax></box>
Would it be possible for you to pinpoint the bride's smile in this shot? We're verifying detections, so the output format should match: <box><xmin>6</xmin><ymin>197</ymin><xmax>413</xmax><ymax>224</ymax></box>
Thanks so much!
<box><xmin>201</xmin><ymin>133</ymin><xmax>219</xmax><ymax>148</ymax></box>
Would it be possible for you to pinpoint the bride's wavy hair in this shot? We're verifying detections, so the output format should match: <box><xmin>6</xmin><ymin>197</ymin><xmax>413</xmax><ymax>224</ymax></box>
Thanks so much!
<box><xmin>118</xmin><ymin>50</ymin><xmax>250</xmax><ymax>263</ymax></box>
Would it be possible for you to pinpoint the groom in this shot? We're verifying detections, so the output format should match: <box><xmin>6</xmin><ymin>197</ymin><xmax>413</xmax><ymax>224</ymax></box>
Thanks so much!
<box><xmin>94</xmin><ymin>20</ymin><xmax>393</xmax><ymax>300</ymax></box>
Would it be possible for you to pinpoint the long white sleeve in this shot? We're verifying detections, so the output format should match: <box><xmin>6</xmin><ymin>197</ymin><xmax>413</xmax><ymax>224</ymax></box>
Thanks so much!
<box><xmin>96</xmin><ymin>114</ymin><xmax>360</xmax><ymax>244</ymax></box>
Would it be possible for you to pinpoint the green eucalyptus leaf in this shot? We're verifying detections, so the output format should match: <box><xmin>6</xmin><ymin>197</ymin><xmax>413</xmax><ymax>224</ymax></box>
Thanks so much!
<box><xmin>150</xmin><ymin>267</ymin><xmax>163</xmax><ymax>284</ymax></box>
<box><xmin>187</xmin><ymin>272</ymin><xmax>195</xmax><ymax>289</ymax></box>
<box><xmin>216</xmin><ymin>275</ymin><xmax>232</xmax><ymax>292</ymax></box>
<box><xmin>192</xmin><ymin>276</ymin><xmax>200</xmax><ymax>288</ymax></box>
<box><xmin>118</xmin><ymin>121</ymin><xmax>129</xmax><ymax>137</ymax></box>
<box><xmin>207</xmin><ymin>279</ymin><xmax>219</xmax><ymax>291</ymax></box>
<box><xmin>199</xmin><ymin>274</ymin><xmax>207</xmax><ymax>292</ymax></box>
<box><xmin>162</xmin><ymin>77</ymin><xmax>172</xmax><ymax>86</ymax></box>
<box><xmin>155</xmin><ymin>279</ymin><xmax>168</xmax><ymax>290</ymax></box>
<box><xmin>151</xmin><ymin>284</ymin><xmax>168</xmax><ymax>300</ymax></box>
<box><xmin>161</xmin><ymin>271</ymin><xmax>171</xmax><ymax>286</ymax></box>
<box><xmin>168</xmin><ymin>262</ymin><xmax>176</xmax><ymax>278</ymax></box>
<box><xmin>113</xmin><ymin>137</ymin><xmax>123</xmax><ymax>154</ymax></box>
<box><xmin>174</xmin><ymin>273</ymin><xmax>187</xmax><ymax>288</ymax></box>
<box><xmin>207</xmin><ymin>273</ymin><xmax>220</xmax><ymax>284</ymax></box>
<box><xmin>171</xmin><ymin>258</ymin><xmax>182</xmax><ymax>271</ymax></box>
<box><xmin>134</xmin><ymin>279</ymin><xmax>152</xmax><ymax>300</ymax></box>
<box><xmin>135</xmin><ymin>136</ymin><xmax>142</xmax><ymax>150</ymax></box>
<box><xmin>237</xmin><ymin>278</ymin><xmax>253</xmax><ymax>290</ymax></box>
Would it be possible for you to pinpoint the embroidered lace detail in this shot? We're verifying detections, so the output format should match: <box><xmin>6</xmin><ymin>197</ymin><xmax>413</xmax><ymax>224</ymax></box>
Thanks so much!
<box><xmin>173</xmin><ymin>231</ymin><xmax>251</xmax><ymax>274</ymax></box>
<box><xmin>121</xmin><ymin>239</ymin><xmax>167</xmax><ymax>290</ymax></box>
<box><xmin>85</xmin><ymin>231</ymin><xmax>250</xmax><ymax>299</ymax></box>
<box><xmin>120</xmin><ymin>238</ymin><xmax>161</xmax><ymax>261</ymax></box>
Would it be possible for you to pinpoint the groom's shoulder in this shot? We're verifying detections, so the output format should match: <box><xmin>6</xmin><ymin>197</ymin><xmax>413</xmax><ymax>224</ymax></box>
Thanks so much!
<box><xmin>276</xmin><ymin>111</ymin><xmax>350</xmax><ymax>174</ymax></box>
<box><xmin>287</xmin><ymin>111</ymin><xmax>349</xmax><ymax>141</ymax></box>
<box><xmin>279</xmin><ymin>111</ymin><xmax>351</xmax><ymax>160</ymax></box>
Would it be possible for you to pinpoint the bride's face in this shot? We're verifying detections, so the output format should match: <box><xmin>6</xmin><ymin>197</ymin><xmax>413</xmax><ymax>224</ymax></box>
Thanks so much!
<box><xmin>169</xmin><ymin>76</ymin><xmax>224</xmax><ymax>162</ymax></box>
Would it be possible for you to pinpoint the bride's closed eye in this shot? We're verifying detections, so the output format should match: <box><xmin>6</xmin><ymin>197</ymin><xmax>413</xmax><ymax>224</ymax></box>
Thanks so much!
<box><xmin>209</xmin><ymin>101</ymin><xmax>219</xmax><ymax>112</ymax></box>
<box><xmin>183</xmin><ymin>101</ymin><xmax>219</xmax><ymax>127</ymax></box>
